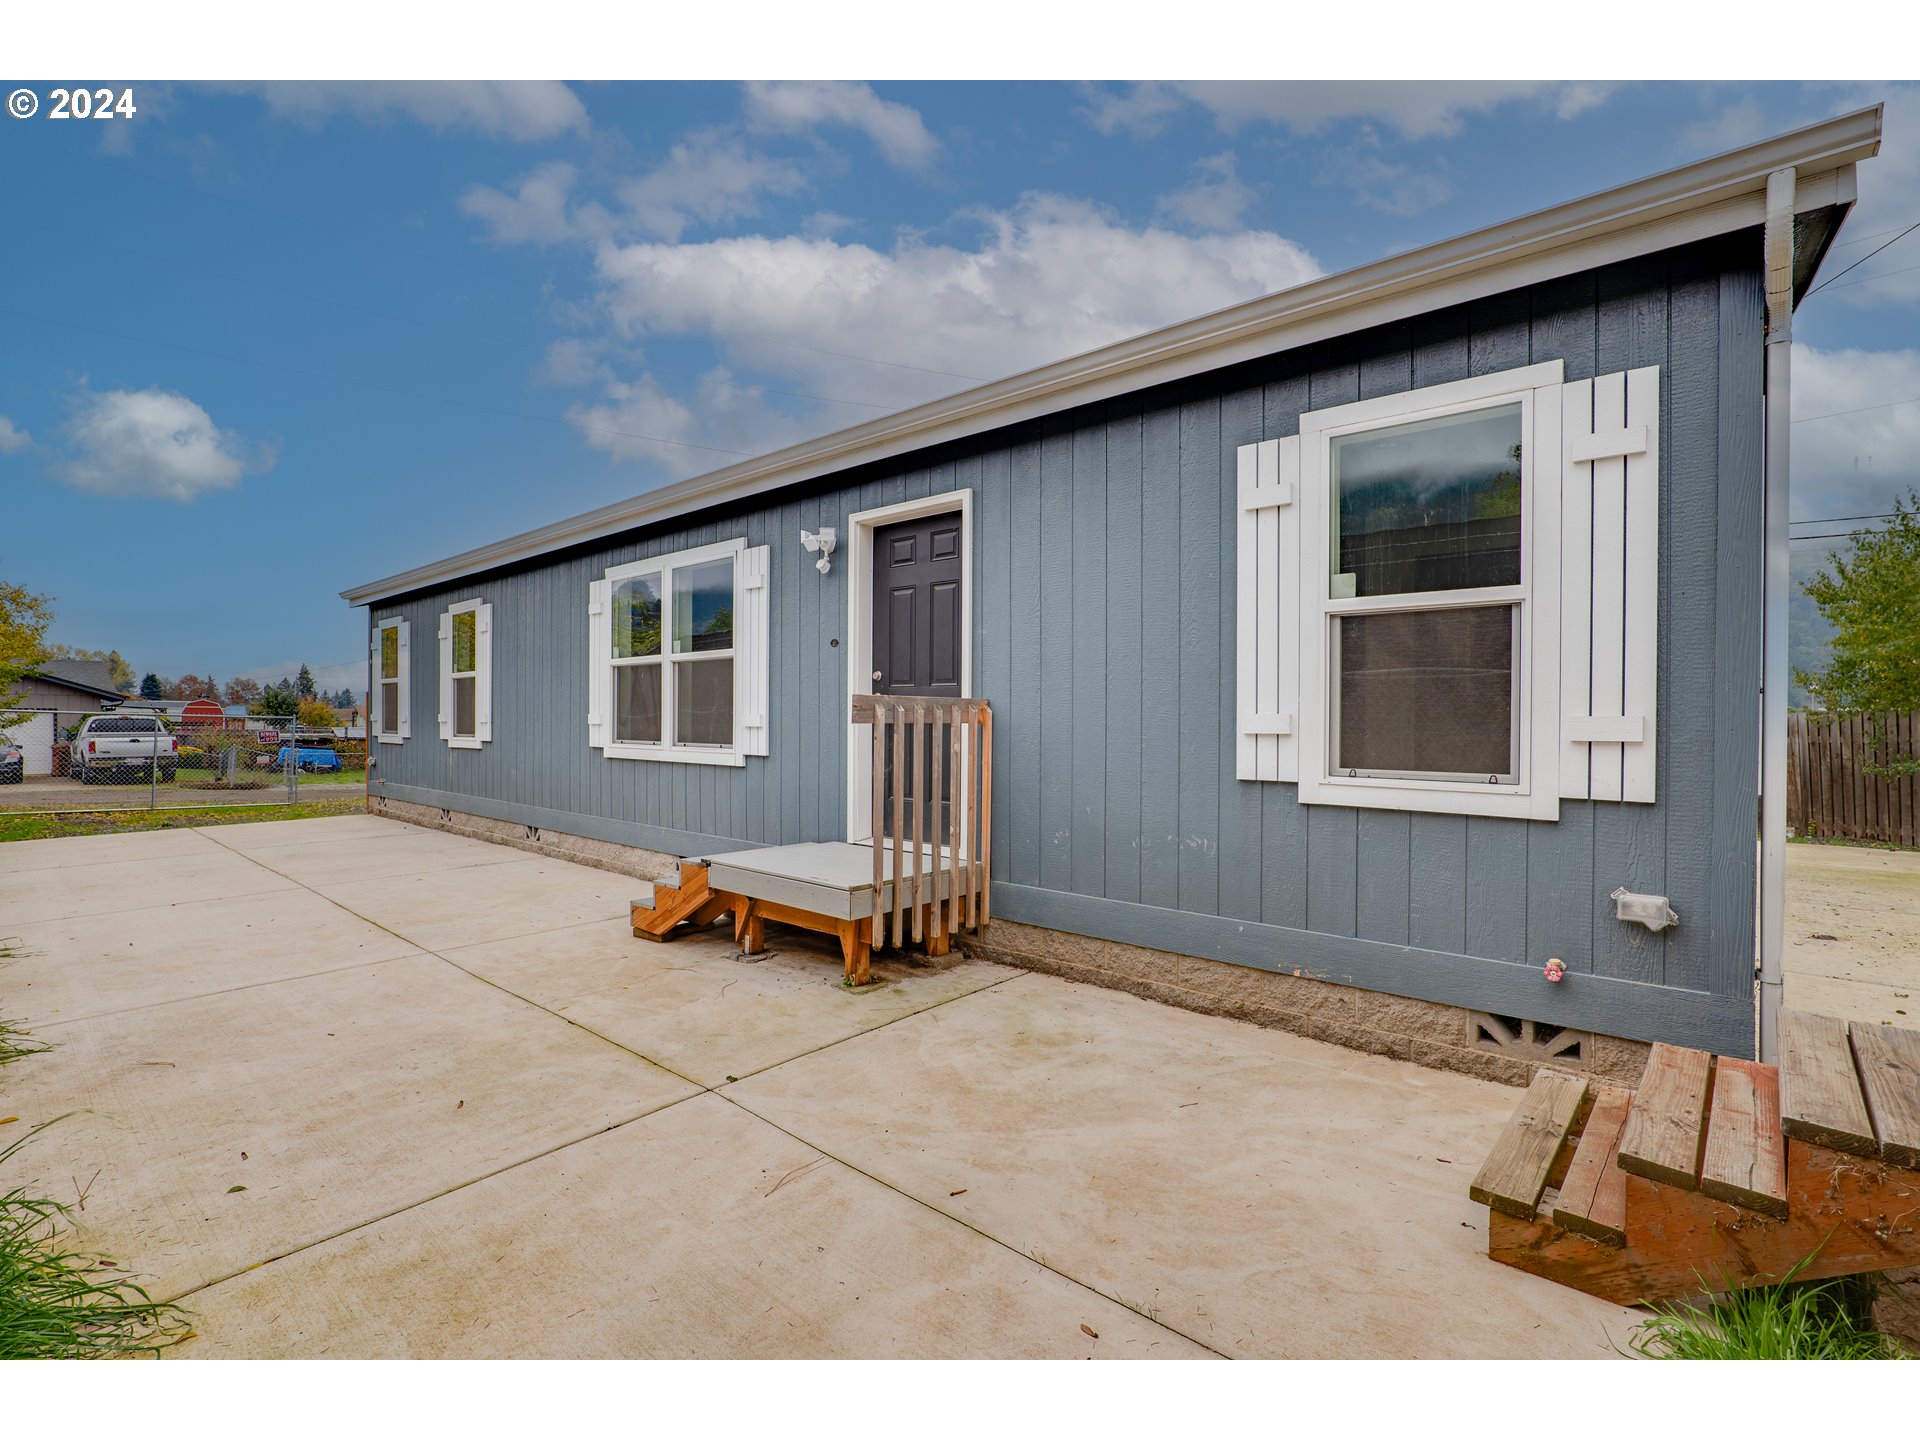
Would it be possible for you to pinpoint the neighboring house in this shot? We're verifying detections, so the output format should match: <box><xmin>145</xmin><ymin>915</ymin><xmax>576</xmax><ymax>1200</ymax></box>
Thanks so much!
<box><xmin>342</xmin><ymin>110</ymin><xmax>1882</xmax><ymax>1070</ymax></box>
<box><xmin>13</xmin><ymin>658</ymin><xmax>129</xmax><ymax>713</ymax></box>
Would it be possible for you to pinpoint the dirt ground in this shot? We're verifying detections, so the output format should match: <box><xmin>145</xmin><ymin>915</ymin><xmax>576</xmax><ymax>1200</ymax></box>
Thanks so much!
<box><xmin>1784</xmin><ymin>841</ymin><xmax>1920</xmax><ymax>1031</ymax></box>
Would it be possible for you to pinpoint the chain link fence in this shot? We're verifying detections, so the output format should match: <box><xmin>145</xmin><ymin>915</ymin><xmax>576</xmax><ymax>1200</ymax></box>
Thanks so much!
<box><xmin>0</xmin><ymin>707</ymin><xmax>367</xmax><ymax>814</ymax></box>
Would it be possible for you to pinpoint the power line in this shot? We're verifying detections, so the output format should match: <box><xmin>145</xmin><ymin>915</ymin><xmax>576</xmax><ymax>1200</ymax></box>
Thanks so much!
<box><xmin>1791</xmin><ymin>511</ymin><xmax>1899</xmax><ymax>527</ymax></box>
<box><xmin>1812</xmin><ymin>258</ymin><xmax>1920</xmax><ymax>296</ymax></box>
<box><xmin>1792</xmin><ymin>396</ymin><xmax>1920</xmax><ymax>425</ymax></box>
<box><xmin>1806</xmin><ymin>221</ymin><xmax>1920</xmax><ymax>297</ymax></box>
<box><xmin>0</xmin><ymin>304</ymin><xmax>758</xmax><ymax>460</ymax></box>
<box><xmin>1821</xmin><ymin>217</ymin><xmax>1920</xmax><ymax>252</ymax></box>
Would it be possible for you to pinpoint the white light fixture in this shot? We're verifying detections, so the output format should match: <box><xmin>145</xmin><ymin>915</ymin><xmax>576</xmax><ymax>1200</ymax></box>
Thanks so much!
<box><xmin>801</xmin><ymin>526</ymin><xmax>836</xmax><ymax>575</ymax></box>
<box><xmin>1610</xmin><ymin>886</ymin><xmax>1680</xmax><ymax>932</ymax></box>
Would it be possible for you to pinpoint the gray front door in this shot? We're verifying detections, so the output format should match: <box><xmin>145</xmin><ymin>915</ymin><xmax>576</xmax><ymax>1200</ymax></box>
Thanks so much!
<box><xmin>872</xmin><ymin>511</ymin><xmax>962</xmax><ymax>842</ymax></box>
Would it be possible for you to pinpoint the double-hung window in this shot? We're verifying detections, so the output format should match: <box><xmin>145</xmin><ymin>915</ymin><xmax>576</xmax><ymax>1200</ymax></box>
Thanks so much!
<box><xmin>438</xmin><ymin>599</ymin><xmax>492</xmax><ymax>748</ymax></box>
<box><xmin>589</xmin><ymin>537</ymin><xmax>771</xmax><ymax>765</ymax></box>
<box><xmin>372</xmin><ymin>617</ymin><xmax>410</xmax><ymax>743</ymax></box>
<box><xmin>1236</xmin><ymin>357</ymin><xmax>1662</xmax><ymax>820</ymax></box>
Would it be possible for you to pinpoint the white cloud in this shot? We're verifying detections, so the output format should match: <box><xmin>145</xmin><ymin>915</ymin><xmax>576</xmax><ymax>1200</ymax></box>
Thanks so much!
<box><xmin>566</xmin><ymin>192</ymin><xmax>1320</xmax><ymax>474</ymax></box>
<box><xmin>57</xmin><ymin>387</ymin><xmax>274</xmax><ymax>501</ymax></box>
<box><xmin>1819</xmin><ymin>84</ymin><xmax>1920</xmax><ymax>309</ymax></box>
<box><xmin>1317</xmin><ymin>131</ymin><xmax>1452</xmax><ymax>217</ymax></box>
<box><xmin>743</xmin><ymin>81</ymin><xmax>937</xmax><ymax>170</ymax></box>
<box><xmin>460</xmin><ymin>161</ymin><xmax>582</xmax><ymax>246</ymax></box>
<box><xmin>0</xmin><ymin>417</ymin><xmax>31</xmax><ymax>454</ymax></box>
<box><xmin>567</xmin><ymin>369</ymin><xmax>810</xmax><ymax>474</ymax></box>
<box><xmin>1083</xmin><ymin>81</ymin><xmax>1613</xmax><ymax>141</ymax></box>
<box><xmin>616</xmin><ymin>130</ymin><xmax>807</xmax><ymax>242</ymax></box>
<box><xmin>220</xmin><ymin>81</ymin><xmax>588</xmax><ymax>142</ymax></box>
<box><xmin>1156</xmin><ymin>151</ymin><xmax>1257</xmax><ymax>231</ymax></box>
<box><xmin>1791</xmin><ymin>345</ymin><xmax>1920</xmax><ymax>519</ymax></box>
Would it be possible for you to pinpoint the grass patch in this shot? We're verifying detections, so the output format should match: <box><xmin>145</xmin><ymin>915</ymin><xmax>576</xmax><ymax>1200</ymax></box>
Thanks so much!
<box><xmin>0</xmin><ymin>1119</ymin><xmax>192</xmax><ymax>1358</ymax></box>
<box><xmin>0</xmin><ymin>799</ymin><xmax>363</xmax><ymax>843</ymax></box>
<box><xmin>1628</xmin><ymin>1267</ymin><xmax>1905</xmax><ymax>1359</ymax></box>
<box><xmin>0</xmin><ymin>940</ymin><xmax>48</xmax><ymax>1066</ymax></box>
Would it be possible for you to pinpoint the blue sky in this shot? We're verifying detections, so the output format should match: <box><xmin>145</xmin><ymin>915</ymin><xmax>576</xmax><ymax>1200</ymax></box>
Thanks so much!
<box><xmin>1</xmin><ymin>79</ymin><xmax>1915</xmax><ymax>697</ymax></box>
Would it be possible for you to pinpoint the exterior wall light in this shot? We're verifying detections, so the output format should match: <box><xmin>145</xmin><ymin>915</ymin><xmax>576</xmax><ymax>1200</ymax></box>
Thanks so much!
<box><xmin>801</xmin><ymin>527</ymin><xmax>836</xmax><ymax>574</ymax></box>
<box><xmin>1610</xmin><ymin>887</ymin><xmax>1680</xmax><ymax>932</ymax></box>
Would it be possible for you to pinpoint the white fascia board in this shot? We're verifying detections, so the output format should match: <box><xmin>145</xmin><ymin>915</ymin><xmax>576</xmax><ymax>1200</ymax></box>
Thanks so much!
<box><xmin>341</xmin><ymin>108</ymin><xmax>1881</xmax><ymax>608</ymax></box>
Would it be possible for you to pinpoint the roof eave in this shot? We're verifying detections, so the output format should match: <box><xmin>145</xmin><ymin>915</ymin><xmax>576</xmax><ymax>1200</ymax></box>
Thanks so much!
<box><xmin>342</xmin><ymin>104</ymin><xmax>1882</xmax><ymax>608</ymax></box>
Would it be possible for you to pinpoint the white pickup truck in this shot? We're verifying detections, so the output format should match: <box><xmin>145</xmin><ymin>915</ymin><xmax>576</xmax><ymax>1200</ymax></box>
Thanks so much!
<box><xmin>70</xmin><ymin>713</ymin><xmax>178</xmax><ymax>784</ymax></box>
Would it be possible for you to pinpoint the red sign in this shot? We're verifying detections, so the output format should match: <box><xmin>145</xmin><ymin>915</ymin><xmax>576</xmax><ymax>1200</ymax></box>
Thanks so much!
<box><xmin>181</xmin><ymin>699</ymin><xmax>225</xmax><ymax>725</ymax></box>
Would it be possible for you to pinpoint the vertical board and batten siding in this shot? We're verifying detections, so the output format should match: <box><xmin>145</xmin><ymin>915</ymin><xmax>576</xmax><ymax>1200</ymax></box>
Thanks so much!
<box><xmin>370</xmin><ymin>232</ymin><xmax>1763</xmax><ymax>1057</ymax></box>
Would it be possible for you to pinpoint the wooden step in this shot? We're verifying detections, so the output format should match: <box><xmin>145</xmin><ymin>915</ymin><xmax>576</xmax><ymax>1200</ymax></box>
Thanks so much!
<box><xmin>630</xmin><ymin>862</ymin><xmax>730</xmax><ymax>941</ymax></box>
<box><xmin>1470</xmin><ymin>1071</ymin><xmax>1589</xmax><ymax>1220</ymax></box>
<box><xmin>1780</xmin><ymin>1010</ymin><xmax>1878</xmax><ymax>1157</ymax></box>
<box><xmin>1853</xmin><ymin>1022</ymin><xmax>1920</xmax><ymax>1170</ymax></box>
<box><xmin>1617</xmin><ymin>1042</ymin><xmax>1713</xmax><ymax>1189</ymax></box>
<box><xmin>1550</xmin><ymin>1086</ymin><xmax>1632</xmax><ymax>1244</ymax></box>
<box><xmin>1699</xmin><ymin>1057</ymin><xmax>1788</xmax><ymax>1218</ymax></box>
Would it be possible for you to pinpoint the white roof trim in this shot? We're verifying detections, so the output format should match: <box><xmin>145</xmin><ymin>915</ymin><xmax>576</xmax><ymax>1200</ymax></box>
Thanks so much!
<box><xmin>343</xmin><ymin>105</ymin><xmax>1881</xmax><ymax>606</ymax></box>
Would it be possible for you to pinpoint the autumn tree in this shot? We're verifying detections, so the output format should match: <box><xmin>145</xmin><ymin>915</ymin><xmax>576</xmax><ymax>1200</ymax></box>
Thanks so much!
<box><xmin>172</xmin><ymin>673</ymin><xmax>222</xmax><ymax>702</ymax></box>
<box><xmin>223</xmin><ymin>676</ymin><xmax>263</xmax><ymax>708</ymax></box>
<box><xmin>297</xmin><ymin>696</ymin><xmax>339</xmax><ymax>729</ymax></box>
<box><xmin>47</xmin><ymin>644</ymin><xmax>136</xmax><ymax>692</ymax></box>
<box><xmin>1</xmin><ymin>577</ymin><xmax>55</xmax><ymax>719</ymax></box>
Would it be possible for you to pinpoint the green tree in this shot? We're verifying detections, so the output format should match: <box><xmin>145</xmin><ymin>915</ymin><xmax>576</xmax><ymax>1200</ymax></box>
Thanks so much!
<box><xmin>139</xmin><ymin>672</ymin><xmax>164</xmax><ymax>700</ymax></box>
<box><xmin>295</xmin><ymin>664</ymin><xmax>316</xmax><ymax>700</ymax></box>
<box><xmin>1796</xmin><ymin>490</ymin><xmax>1920</xmax><ymax>713</ymax></box>
<box><xmin>0</xmin><ymin>577</ymin><xmax>55</xmax><ymax>718</ymax></box>
<box><xmin>252</xmin><ymin>680</ymin><xmax>300</xmax><ymax>719</ymax></box>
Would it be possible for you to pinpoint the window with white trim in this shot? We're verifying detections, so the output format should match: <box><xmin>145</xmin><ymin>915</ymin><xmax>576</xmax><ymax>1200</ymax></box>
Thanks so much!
<box><xmin>587</xmin><ymin>538</ymin><xmax>770</xmax><ymax>766</ymax></box>
<box><xmin>1235</xmin><ymin>358</ymin><xmax>1661</xmax><ymax>821</ymax></box>
<box><xmin>372</xmin><ymin>617</ymin><xmax>411</xmax><ymax>744</ymax></box>
<box><xmin>438</xmin><ymin>599</ymin><xmax>492</xmax><ymax>749</ymax></box>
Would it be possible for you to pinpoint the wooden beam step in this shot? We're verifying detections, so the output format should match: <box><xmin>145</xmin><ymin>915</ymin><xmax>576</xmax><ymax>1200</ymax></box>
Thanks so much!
<box><xmin>1550</xmin><ymin>1086</ymin><xmax>1632</xmax><ymax>1244</ymax></box>
<box><xmin>1471</xmin><ymin>1071</ymin><xmax>1590</xmax><ymax>1220</ymax></box>
<box><xmin>1618</xmin><ymin>1043</ymin><xmax>1713</xmax><ymax>1190</ymax></box>
<box><xmin>1852</xmin><ymin>1022</ymin><xmax>1920</xmax><ymax>1170</ymax></box>
<box><xmin>630</xmin><ymin>862</ymin><xmax>718</xmax><ymax>940</ymax></box>
<box><xmin>1699</xmin><ymin>1057</ymin><xmax>1788</xmax><ymax>1218</ymax></box>
<box><xmin>1780</xmin><ymin>1009</ymin><xmax>1877</xmax><ymax>1158</ymax></box>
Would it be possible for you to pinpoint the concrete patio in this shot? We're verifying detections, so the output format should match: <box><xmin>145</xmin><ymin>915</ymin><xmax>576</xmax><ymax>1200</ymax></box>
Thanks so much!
<box><xmin>0</xmin><ymin>814</ymin><xmax>1635</xmax><ymax>1358</ymax></box>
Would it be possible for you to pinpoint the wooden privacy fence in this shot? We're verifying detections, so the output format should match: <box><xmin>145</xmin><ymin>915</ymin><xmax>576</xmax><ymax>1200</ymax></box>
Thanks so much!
<box><xmin>1788</xmin><ymin>710</ymin><xmax>1920</xmax><ymax>846</ymax></box>
<box><xmin>852</xmin><ymin>694</ymin><xmax>992</xmax><ymax>951</ymax></box>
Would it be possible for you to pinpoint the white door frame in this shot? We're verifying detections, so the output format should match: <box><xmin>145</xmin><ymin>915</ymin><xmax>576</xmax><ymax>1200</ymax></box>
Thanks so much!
<box><xmin>843</xmin><ymin>488</ymin><xmax>974</xmax><ymax>843</ymax></box>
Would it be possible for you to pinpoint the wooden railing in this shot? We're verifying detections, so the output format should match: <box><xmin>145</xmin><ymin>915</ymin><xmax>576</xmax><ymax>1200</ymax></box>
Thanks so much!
<box><xmin>851</xmin><ymin>694</ymin><xmax>992</xmax><ymax>951</ymax></box>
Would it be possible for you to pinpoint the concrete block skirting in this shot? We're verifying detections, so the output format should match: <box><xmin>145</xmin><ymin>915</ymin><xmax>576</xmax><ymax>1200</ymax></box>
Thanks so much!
<box><xmin>369</xmin><ymin>795</ymin><xmax>684</xmax><ymax>884</ymax></box>
<box><xmin>370</xmin><ymin>796</ymin><xmax>1650</xmax><ymax>1088</ymax></box>
<box><xmin>959</xmin><ymin>918</ymin><xmax>1651</xmax><ymax>1090</ymax></box>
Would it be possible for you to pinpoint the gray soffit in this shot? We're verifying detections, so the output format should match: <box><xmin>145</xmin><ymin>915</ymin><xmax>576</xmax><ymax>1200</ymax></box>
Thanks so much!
<box><xmin>343</xmin><ymin>105</ymin><xmax>1882</xmax><ymax>607</ymax></box>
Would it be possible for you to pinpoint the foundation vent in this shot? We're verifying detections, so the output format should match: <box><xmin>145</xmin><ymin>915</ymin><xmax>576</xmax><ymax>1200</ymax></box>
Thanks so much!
<box><xmin>1469</xmin><ymin>1012</ymin><xmax>1589</xmax><ymax>1069</ymax></box>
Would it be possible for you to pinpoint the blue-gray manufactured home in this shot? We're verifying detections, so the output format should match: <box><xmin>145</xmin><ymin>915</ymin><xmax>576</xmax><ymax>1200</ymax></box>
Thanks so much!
<box><xmin>344</xmin><ymin>109</ymin><xmax>1882</xmax><ymax>1071</ymax></box>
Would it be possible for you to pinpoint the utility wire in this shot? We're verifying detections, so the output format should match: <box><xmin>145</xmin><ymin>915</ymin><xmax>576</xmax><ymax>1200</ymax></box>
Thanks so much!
<box><xmin>1791</xmin><ymin>511</ymin><xmax>1899</xmax><ymax>526</ymax></box>
<box><xmin>0</xmin><ymin>304</ymin><xmax>758</xmax><ymax>460</ymax></box>
<box><xmin>1806</xmin><ymin>221</ymin><xmax>1920</xmax><ymax>296</ymax></box>
<box><xmin>1792</xmin><ymin>396</ymin><xmax>1920</xmax><ymax>425</ymax></box>
<box><xmin>1811</xmin><ymin>258</ymin><xmax>1920</xmax><ymax>296</ymax></box>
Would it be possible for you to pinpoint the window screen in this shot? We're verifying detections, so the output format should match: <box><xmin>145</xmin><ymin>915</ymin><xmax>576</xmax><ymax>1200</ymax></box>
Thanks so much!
<box><xmin>1333</xmin><ymin>606</ymin><xmax>1516</xmax><ymax>781</ymax></box>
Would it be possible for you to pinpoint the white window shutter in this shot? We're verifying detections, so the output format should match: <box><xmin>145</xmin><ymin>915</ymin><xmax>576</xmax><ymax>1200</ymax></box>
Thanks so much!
<box><xmin>476</xmin><ymin>603</ymin><xmax>494</xmax><ymax>742</ymax></box>
<box><xmin>1236</xmin><ymin>436</ymin><xmax>1300</xmax><ymax>783</ymax></box>
<box><xmin>437</xmin><ymin>612</ymin><xmax>453</xmax><ymax>741</ymax></box>
<box><xmin>369</xmin><ymin>629</ymin><xmax>382</xmax><ymax>734</ymax></box>
<box><xmin>1560</xmin><ymin>366</ymin><xmax>1659</xmax><ymax>803</ymax></box>
<box><xmin>588</xmin><ymin>579</ymin><xmax>611</xmax><ymax>750</ymax></box>
<box><xmin>738</xmin><ymin>545</ymin><xmax>771</xmax><ymax>756</ymax></box>
<box><xmin>396</xmin><ymin>618</ymin><xmax>412</xmax><ymax>739</ymax></box>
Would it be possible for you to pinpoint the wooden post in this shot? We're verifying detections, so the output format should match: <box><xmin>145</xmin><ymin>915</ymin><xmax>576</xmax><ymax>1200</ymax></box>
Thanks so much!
<box><xmin>891</xmin><ymin>699</ymin><xmax>905</xmax><ymax>949</ymax></box>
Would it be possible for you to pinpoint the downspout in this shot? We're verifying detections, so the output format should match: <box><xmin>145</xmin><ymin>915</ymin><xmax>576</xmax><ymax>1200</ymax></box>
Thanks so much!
<box><xmin>1758</xmin><ymin>167</ymin><xmax>1795</xmax><ymax>1062</ymax></box>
